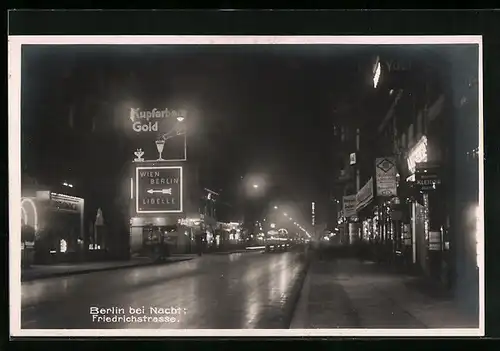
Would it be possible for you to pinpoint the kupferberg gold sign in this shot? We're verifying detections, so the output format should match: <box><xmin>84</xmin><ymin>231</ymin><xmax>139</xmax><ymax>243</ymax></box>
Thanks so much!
<box><xmin>129</xmin><ymin>108</ymin><xmax>187</xmax><ymax>133</ymax></box>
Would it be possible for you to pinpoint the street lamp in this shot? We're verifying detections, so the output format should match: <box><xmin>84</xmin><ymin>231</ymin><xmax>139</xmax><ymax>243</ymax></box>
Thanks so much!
<box><xmin>283</xmin><ymin>213</ymin><xmax>288</xmax><ymax>217</ymax></box>
<box><xmin>253</xmin><ymin>184</ymin><xmax>259</xmax><ymax>189</ymax></box>
<box><xmin>274</xmin><ymin>206</ymin><xmax>278</xmax><ymax>209</ymax></box>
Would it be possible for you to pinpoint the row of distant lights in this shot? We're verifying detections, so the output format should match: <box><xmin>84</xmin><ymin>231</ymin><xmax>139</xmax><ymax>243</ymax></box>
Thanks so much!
<box><xmin>273</xmin><ymin>205</ymin><xmax>311</xmax><ymax>238</ymax></box>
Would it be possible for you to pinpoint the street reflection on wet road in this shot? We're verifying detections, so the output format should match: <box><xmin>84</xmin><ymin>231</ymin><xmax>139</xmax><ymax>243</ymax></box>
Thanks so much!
<box><xmin>21</xmin><ymin>251</ymin><xmax>304</xmax><ymax>329</ymax></box>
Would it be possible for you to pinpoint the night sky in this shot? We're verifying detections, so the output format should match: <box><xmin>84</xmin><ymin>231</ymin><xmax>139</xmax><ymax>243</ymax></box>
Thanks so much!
<box><xmin>21</xmin><ymin>44</ymin><xmax>439</xmax><ymax>225</ymax></box>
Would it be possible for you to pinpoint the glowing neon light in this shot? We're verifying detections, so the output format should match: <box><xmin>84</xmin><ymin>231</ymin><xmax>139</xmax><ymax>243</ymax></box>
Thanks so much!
<box><xmin>21</xmin><ymin>207</ymin><xmax>28</xmax><ymax>225</ymax></box>
<box><xmin>21</xmin><ymin>197</ymin><xmax>38</xmax><ymax>231</ymax></box>
<box><xmin>373</xmin><ymin>61</ymin><xmax>381</xmax><ymax>88</ymax></box>
<box><xmin>50</xmin><ymin>192</ymin><xmax>84</xmax><ymax>202</ymax></box>
<box><xmin>130</xmin><ymin>177</ymin><xmax>134</xmax><ymax>199</ymax></box>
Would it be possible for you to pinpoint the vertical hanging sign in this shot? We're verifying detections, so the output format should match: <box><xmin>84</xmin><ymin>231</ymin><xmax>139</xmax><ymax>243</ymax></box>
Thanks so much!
<box><xmin>375</xmin><ymin>157</ymin><xmax>397</xmax><ymax>197</ymax></box>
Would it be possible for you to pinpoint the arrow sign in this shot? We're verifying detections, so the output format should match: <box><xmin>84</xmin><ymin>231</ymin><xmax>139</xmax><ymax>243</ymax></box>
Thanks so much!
<box><xmin>147</xmin><ymin>188</ymin><xmax>172</xmax><ymax>195</ymax></box>
<box><xmin>136</xmin><ymin>166</ymin><xmax>183</xmax><ymax>213</ymax></box>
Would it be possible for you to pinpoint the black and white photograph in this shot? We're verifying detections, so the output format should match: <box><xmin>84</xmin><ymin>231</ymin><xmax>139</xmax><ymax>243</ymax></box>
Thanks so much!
<box><xmin>9</xmin><ymin>35</ymin><xmax>483</xmax><ymax>337</ymax></box>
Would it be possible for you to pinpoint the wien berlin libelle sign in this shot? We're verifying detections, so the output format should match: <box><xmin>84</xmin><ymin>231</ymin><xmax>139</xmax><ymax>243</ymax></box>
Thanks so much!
<box><xmin>135</xmin><ymin>166</ymin><xmax>183</xmax><ymax>214</ymax></box>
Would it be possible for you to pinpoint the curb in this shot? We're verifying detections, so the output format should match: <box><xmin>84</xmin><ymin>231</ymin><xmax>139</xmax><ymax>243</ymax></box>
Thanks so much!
<box><xmin>284</xmin><ymin>254</ymin><xmax>311</xmax><ymax>328</ymax></box>
<box><xmin>21</xmin><ymin>257</ymin><xmax>193</xmax><ymax>283</ymax></box>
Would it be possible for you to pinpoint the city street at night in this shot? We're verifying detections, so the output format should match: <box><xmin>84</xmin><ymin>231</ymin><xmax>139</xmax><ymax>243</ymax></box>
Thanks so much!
<box><xmin>21</xmin><ymin>251</ymin><xmax>306</xmax><ymax>329</ymax></box>
<box><xmin>11</xmin><ymin>33</ymin><xmax>482</xmax><ymax>336</ymax></box>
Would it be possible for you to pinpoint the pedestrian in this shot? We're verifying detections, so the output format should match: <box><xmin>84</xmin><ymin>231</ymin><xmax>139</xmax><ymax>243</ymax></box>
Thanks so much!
<box><xmin>195</xmin><ymin>233</ymin><xmax>203</xmax><ymax>256</ymax></box>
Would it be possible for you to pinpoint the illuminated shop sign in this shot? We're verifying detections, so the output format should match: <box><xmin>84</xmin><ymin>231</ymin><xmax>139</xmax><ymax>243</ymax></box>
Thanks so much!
<box><xmin>407</xmin><ymin>136</ymin><xmax>428</xmax><ymax>175</ymax></box>
<box><xmin>49</xmin><ymin>193</ymin><xmax>83</xmax><ymax>213</ymax></box>
<box><xmin>415</xmin><ymin>162</ymin><xmax>441</xmax><ymax>192</ymax></box>
<box><xmin>50</xmin><ymin>200</ymin><xmax>78</xmax><ymax>212</ymax></box>
<box><xmin>356</xmin><ymin>178</ymin><xmax>374</xmax><ymax>212</ymax></box>
<box><xmin>343</xmin><ymin>195</ymin><xmax>357</xmax><ymax>218</ymax></box>
<box><xmin>350</xmin><ymin>153</ymin><xmax>357</xmax><ymax>165</ymax></box>
<box><xmin>135</xmin><ymin>166</ymin><xmax>183</xmax><ymax>214</ymax></box>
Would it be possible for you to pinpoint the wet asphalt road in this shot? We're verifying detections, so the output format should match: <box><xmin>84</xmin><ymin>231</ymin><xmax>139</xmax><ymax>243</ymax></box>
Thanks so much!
<box><xmin>21</xmin><ymin>251</ymin><xmax>305</xmax><ymax>329</ymax></box>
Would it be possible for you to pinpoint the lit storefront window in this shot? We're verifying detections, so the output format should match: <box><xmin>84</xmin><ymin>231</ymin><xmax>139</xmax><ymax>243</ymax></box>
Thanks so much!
<box><xmin>373</xmin><ymin>212</ymin><xmax>379</xmax><ymax>240</ymax></box>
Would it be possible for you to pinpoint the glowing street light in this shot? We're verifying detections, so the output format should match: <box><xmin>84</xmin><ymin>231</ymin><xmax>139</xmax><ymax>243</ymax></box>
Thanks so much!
<box><xmin>62</xmin><ymin>182</ymin><xmax>73</xmax><ymax>188</ymax></box>
<box><xmin>253</xmin><ymin>184</ymin><xmax>259</xmax><ymax>189</ymax></box>
<box><xmin>283</xmin><ymin>213</ymin><xmax>288</xmax><ymax>217</ymax></box>
<box><xmin>274</xmin><ymin>206</ymin><xmax>278</xmax><ymax>209</ymax></box>
<box><xmin>373</xmin><ymin>57</ymin><xmax>381</xmax><ymax>88</ymax></box>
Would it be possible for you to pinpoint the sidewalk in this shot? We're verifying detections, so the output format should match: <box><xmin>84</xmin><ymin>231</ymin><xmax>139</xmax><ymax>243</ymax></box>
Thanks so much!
<box><xmin>21</xmin><ymin>255</ymin><xmax>194</xmax><ymax>282</ymax></box>
<box><xmin>290</xmin><ymin>258</ymin><xmax>478</xmax><ymax>329</ymax></box>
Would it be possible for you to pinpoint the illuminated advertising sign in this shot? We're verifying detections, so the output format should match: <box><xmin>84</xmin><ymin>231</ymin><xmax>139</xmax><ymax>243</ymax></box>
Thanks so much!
<box><xmin>356</xmin><ymin>178</ymin><xmax>374</xmax><ymax>212</ymax></box>
<box><xmin>49</xmin><ymin>193</ymin><xmax>83</xmax><ymax>214</ymax></box>
<box><xmin>349</xmin><ymin>153</ymin><xmax>357</xmax><ymax>165</ymax></box>
<box><xmin>135</xmin><ymin>166</ymin><xmax>183</xmax><ymax>214</ymax></box>
<box><xmin>129</xmin><ymin>108</ymin><xmax>187</xmax><ymax>133</ymax></box>
<box><xmin>343</xmin><ymin>194</ymin><xmax>357</xmax><ymax>218</ymax></box>
<box><xmin>375</xmin><ymin>157</ymin><xmax>397</xmax><ymax>197</ymax></box>
<box><xmin>407</xmin><ymin>136</ymin><xmax>428</xmax><ymax>174</ymax></box>
<box><xmin>129</xmin><ymin>107</ymin><xmax>187</xmax><ymax>162</ymax></box>
<box><xmin>415</xmin><ymin>162</ymin><xmax>441</xmax><ymax>192</ymax></box>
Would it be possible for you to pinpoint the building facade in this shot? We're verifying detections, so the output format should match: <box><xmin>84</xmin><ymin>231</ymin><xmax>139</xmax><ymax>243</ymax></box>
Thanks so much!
<box><xmin>366</xmin><ymin>47</ymin><xmax>480</xmax><ymax>319</ymax></box>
